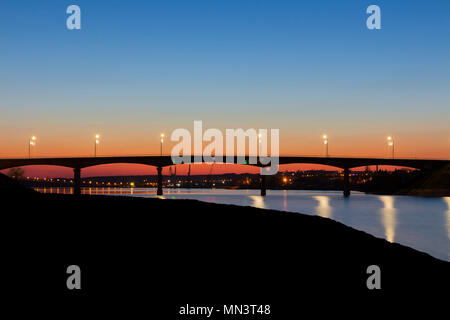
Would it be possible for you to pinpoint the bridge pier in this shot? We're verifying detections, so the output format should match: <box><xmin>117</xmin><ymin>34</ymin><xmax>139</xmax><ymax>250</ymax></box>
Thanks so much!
<box><xmin>73</xmin><ymin>168</ymin><xmax>81</xmax><ymax>196</ymax></box>
<box><xmin>343</xmin><ymin>167</ymin><xmax>350</xmax><ymax>197</ymax></box>
<box><xmin>260</xmin><ymin>174</ymin><xmax>266</xmax><ymax>196</ymax></box>
<box><xmin>157</xmin><ymin>166</ymin><xmax>163</xmax><ymax>196</ymax></box>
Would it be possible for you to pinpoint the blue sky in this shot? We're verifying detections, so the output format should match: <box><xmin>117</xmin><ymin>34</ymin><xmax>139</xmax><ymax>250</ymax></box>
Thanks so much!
<box><xmin>0</xmin><ymin>0</ymin><xmax>449</xmax><ymax>158</ymax></box>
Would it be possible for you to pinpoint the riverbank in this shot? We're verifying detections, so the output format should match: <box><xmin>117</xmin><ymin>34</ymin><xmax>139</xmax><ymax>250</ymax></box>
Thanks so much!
<box><xmin>1</xmin><ymin>173</ymin><xmax>449</xmax><ymax>313</ymax></box>
<box><xmin>401</xmin><ymin>164</ymin><xmax>450</xmax><ymax>197</ymax></box>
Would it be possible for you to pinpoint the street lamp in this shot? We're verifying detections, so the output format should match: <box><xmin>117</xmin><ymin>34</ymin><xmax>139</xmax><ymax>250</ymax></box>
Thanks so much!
<box><xmin>94</xmin><ymin>134</ymin><xmax>100</xmax><ymax>157</ymax></box>
<box><xmin>29</xmin><ymin>136</ymin><xmax>37</xmax><ymax>159</ymax></box>
<box><xmin>322</xmin><ymin>134</ymin><xmax>329</xmax><ymax>157</ymax></box>
<box><xmin>258</xmin><ymin>133</ymin><xmax>262</xmax><ymax>157</ymax></box>
<box><xmin>387</xmin><ymin>136</ymin><xmax>394</xmax><ymax>159</ymax></box>
<box><xmin>160</xmin><ymin>133</ymin><xmax>164</xmax><ymax>156</ymax></box>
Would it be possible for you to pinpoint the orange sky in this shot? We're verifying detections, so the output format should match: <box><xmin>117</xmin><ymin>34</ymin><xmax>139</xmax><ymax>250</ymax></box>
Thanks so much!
<box><xmin>0</xmin><ymin>122</ymin><xmax>448</xmax><ymax>178</ymax></box>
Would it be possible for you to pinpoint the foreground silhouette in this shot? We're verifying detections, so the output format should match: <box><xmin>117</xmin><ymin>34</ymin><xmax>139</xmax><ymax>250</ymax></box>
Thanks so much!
<box><xmin>1</xmin><ymin>173</ymin><xmax>448</xmax><ymax>315</ymax></box>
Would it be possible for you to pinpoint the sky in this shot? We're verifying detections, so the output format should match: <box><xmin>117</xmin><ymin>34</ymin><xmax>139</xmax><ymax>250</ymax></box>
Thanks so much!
<box><xmin>0</xmin><ymin>0</ymin><xmax>449</xmax><ymax>177</ymax></box>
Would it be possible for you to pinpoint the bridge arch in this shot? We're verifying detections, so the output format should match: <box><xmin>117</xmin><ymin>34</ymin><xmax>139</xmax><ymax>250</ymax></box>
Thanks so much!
<box><xmin>80</xmin><ymin>162</ymin><xmax>159</xmax><ymax>170</ymax></box>
<box><xmin>347</xmin><ymin>163</ymin><xmax>419</xmax><ymax>171</ymax></box>
<box><xmin>277</xmin><ymin>162</ymin><xmax>344</xmax><ymax>171</ymax></box>
<box><xmin>0</xmin><ymin>163</ymin><xmax>74</xmax><ymax>171</ymax></box>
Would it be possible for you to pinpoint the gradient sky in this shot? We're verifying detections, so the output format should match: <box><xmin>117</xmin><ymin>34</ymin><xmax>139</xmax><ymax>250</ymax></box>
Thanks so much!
<box><xmin>1</xmin><ymin>0</ymin><xmax>449</xmax><ymax>176</ymax></box>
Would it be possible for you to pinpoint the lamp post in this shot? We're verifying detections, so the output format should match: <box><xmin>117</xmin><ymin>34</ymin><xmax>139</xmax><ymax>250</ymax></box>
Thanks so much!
<box><xmin>29</xmin><ymin>136</ymin><xmax>36</xmax><ymax>159</ymax></box>
<box><xmin>160</xmin><ymin>133</ymin><xmax>164</xmax><ymax>156</ymax></box>
<box><xmin>322</xmin><ymin>134</ymin><xmax>329</xmax><ymax>157</ymax></box>
<box><xmin>258</xmin><ymin>133</ymin><xmax>262</xmax><ymax>157</ymax></box>
<box><xmin>387</xmin><ymin>136</ymin><xmax>394</xmax><ymax>159</ymax></box>
<box><xmin>94</xmin><ymin>134</ymin><xmax>100</xmax><ymax>157</ymax></box>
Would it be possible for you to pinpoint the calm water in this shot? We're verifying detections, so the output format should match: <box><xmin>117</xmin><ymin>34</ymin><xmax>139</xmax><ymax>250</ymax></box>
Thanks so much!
<box><xmin>37</xmin><ymin>187</ymin><xmax>450</xmax><ymax>262</ymax></box>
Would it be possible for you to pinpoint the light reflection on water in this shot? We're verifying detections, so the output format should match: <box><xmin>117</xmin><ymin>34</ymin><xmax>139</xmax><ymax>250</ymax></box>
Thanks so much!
<box><xmin>313</xmin><ymin>196</ymin><xmax>332</xmax><ymax>219</ymax></box>
<box><xmin>249</xmin><ymin>195</ymin><xmax>265</xmax><ymax>209</ymax></box>
<box><xmin>445</xmin><ymin>198</ymin><xmax>450</xmax><ymax>242</ymax></box>
<box><xmin>379</xmin><ymin>196</ymin><xmax>397</xmax><ymax>243</ymax></box>
<box><xmin>35</xmin><ymin>187</ymin><xmax>450</xmax><ymax>261</ymax></box>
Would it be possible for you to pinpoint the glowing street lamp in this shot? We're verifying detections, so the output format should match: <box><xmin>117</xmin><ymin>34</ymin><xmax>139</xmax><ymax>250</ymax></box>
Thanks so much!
<box><xmin>160</xmin><ymin>133</ymin><xmax>165</xmax><ymax>156</ymax></box>
<box><xmin>322</xmin><ymin>134</ymin><xmax>329</xmax><ymax>157</ymax></box>
<box><xmin>29</xmin><ymin>136</ymin><xmax>37</xmax><ymax>159</ymax></box>
<box><xmin>258</xmin><ymin>133</ymin><xmax>262</xmax><ymax>157</ymax></box>
<box><xmin>387</xmin><ymin>136</ymin><xmax>394</xmax><ymax>159</ymax></box>
<box><xmin>94</xmin><ymin>134</ymin><xmax>100</xmax><ymax>157</ymax></box>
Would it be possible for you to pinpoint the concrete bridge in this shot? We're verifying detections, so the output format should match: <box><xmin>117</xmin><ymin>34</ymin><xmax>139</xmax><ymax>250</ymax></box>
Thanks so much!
<box><xmin>0</xmin><ymin>156</ymin><xmax>448</xmax><ymax>197</ymax></box>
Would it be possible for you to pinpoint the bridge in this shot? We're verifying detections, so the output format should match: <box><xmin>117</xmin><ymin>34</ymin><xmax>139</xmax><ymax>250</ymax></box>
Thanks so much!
<box><xmin>0</xmin><ymin>156</ymin><xmax>448</xmax><ymax>197</ymax></box>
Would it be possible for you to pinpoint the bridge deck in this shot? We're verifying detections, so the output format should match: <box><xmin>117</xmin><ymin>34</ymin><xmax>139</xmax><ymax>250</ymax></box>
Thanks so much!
<box><xmin>0</xmin><ymin>155</ymin><xmax>448</xmax><ymax>171</ymax></box>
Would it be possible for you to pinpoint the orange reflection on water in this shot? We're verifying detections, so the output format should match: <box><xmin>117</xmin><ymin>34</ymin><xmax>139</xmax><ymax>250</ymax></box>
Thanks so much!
<box><xmin>283</xmin><ymin>190</ymin><xmax>288</xmax><ymax>211</ymax></box>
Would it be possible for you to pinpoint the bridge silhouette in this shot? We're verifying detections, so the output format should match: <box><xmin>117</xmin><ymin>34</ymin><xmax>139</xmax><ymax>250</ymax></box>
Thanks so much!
<box><xmin>0</xmin><ymin>156</ymin><xmax>448</xmax><ymax>197</ymax></box>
